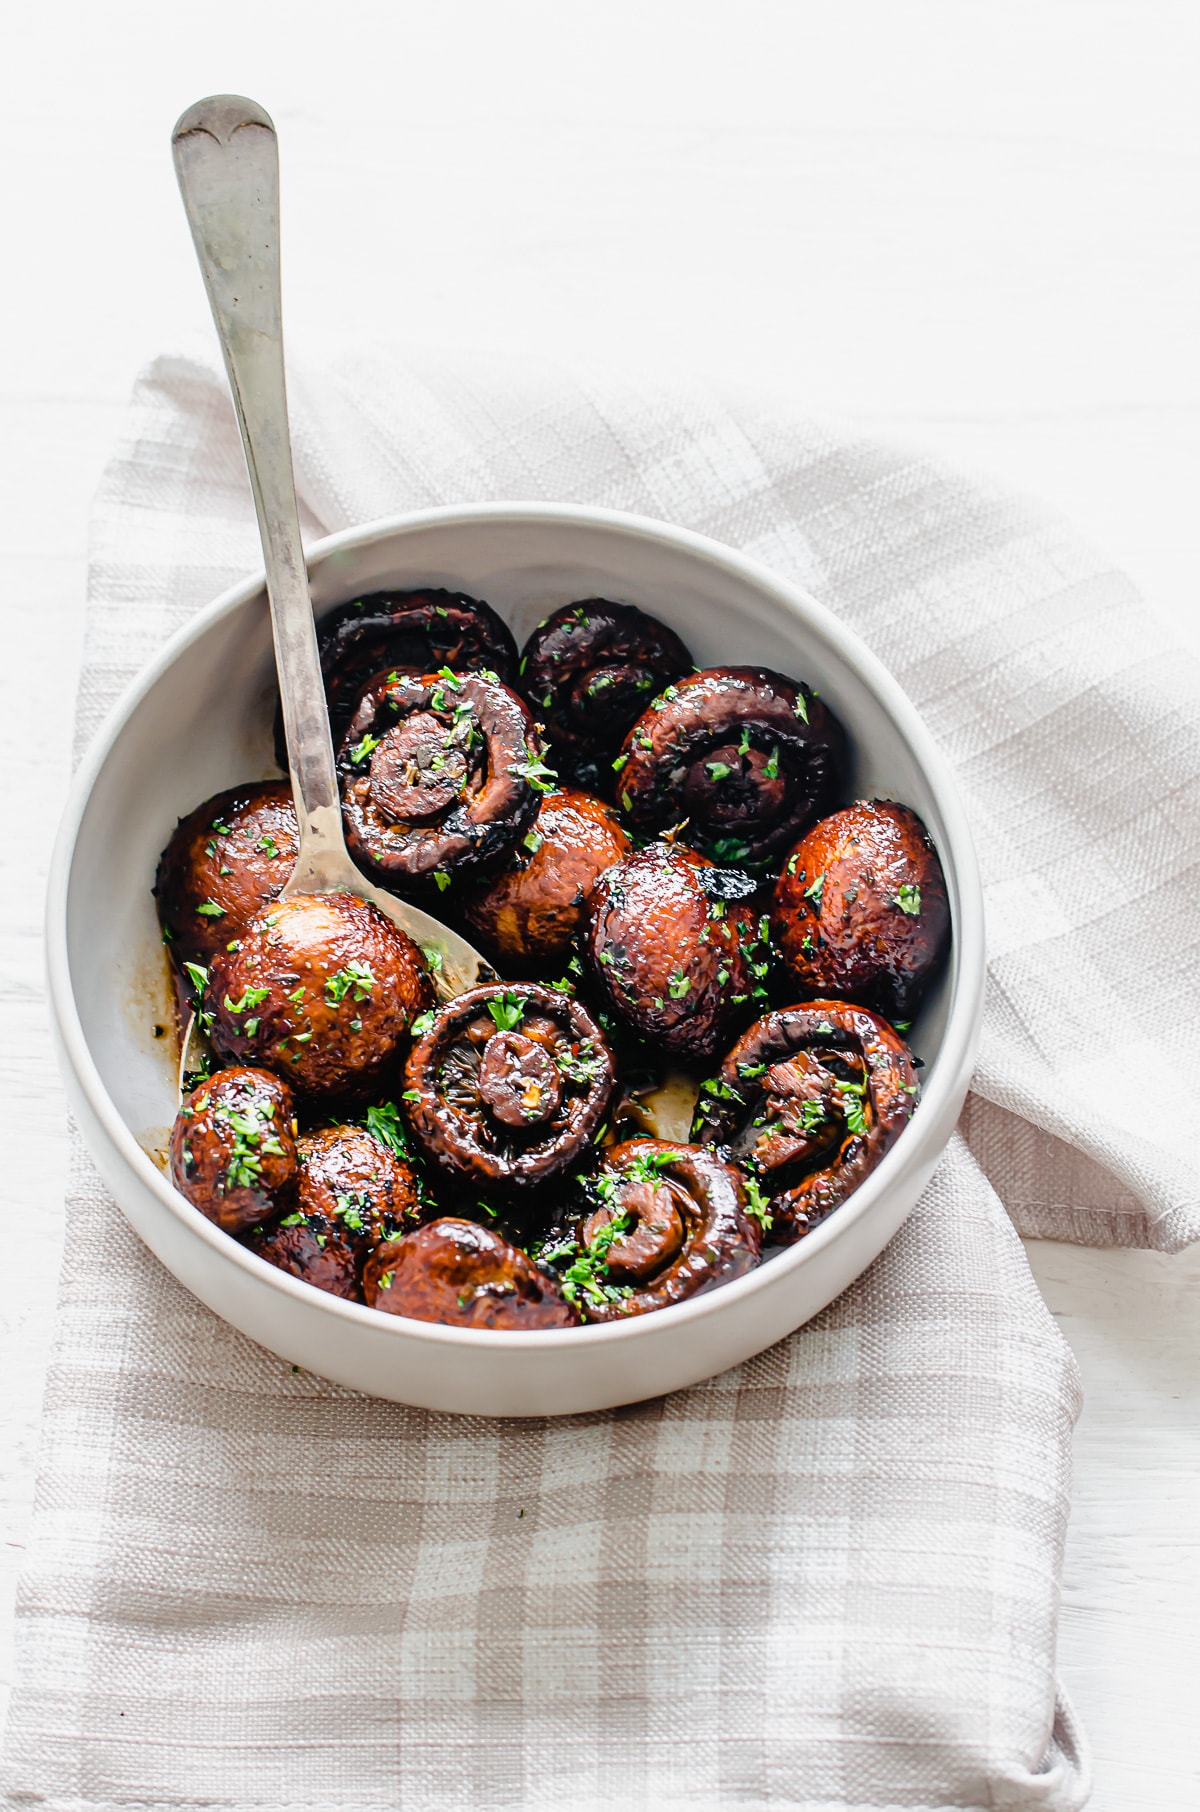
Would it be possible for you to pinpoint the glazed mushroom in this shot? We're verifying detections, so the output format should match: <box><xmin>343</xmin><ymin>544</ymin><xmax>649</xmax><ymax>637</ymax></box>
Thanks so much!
<box><xmin>460</xmin><ymin>786</ymin><xmax>632</xmax><ymax>976</ymax></box>
<box><xmin>204</xmin><ymin>891</ymin><xmax>433</xmax><ymax>1101</ymax></box>
<box><xmin>337</xmin><ymin>668</ymin><xmax>547</xmax><ymax>887</ymax></box>
<box><xmin>155</xmin><ymin>781</ymin><xmax>300</xmax><ymax>968</ymax></box>
<box><xmin>248</xmin><ymin>1120</ymin><xmax>420</xmax><ymax>1299</ymax></box>
<box><xmin>584</xmin><ymin>842</ymin><xmax>771</xmax><ymax>1065</ymax></box>
<box><xmin>615</xmin><ymin>666</ymin><xmax>847</xmax><ymax>870</ymax></box>
<box><xmin>692</xmin><ymin>1000</ymin><xmax>920</xmax><ymax>1242</ymax></box>
<box><xmin>403</xmin><ymin>983</ymin><xmax>616</xmax><ymax>1191</ymax></box>
<box><xmin>170</xmin><ymin>1066</ymin><xmax>298</xmax><ymax>1236</ymax></box>
<box><xmin>273</xmin><ymin>588</ymin><xmax>518</xmax><ymax>768</ymax></box>
<box><xmin>772</xmin><ymin>800</ymin><xmax>950</xmax><ymax>1021</ymax></box>
<box><xmin>519</xmin><ymin>599</ymin><xmax>692</xmax><ymax>790</ymax></box>
<box><xmin>539</xmin><ymin>1138</ymin><xmax>762</xmax><ymax>1322</ymax></box>
<box><xmin>364</xmin><ymin>1218</ymin><xmax>579</xmax><ymax>1329</ymax></box>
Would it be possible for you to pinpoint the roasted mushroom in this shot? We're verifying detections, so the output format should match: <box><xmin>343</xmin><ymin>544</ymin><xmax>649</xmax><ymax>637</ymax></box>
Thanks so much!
<box><xmin>273</xmin><ymin>588</ymin><xmax>518</xmax><ymax>769</ymax></box>
<box><xmin>170</xmin><ymin>1066</ymin><xmax>298</xmax><ymax>1236</ymax></box>
<box><xmin>615</xmin><ymin>666</ymin><xmax>846</xmax><ymax>870</ymax></box>
<box><xmin>584</xmin><ymin>842</ymin><xmax>771</xmax><ymax>1065</ymax></box>
<box><xmin>460</xmin><ymin>786</ymin><xmax>632</xmax><ymax>975</ymax></box>
<box><xmin>773</xmin><ymin>800</ymin><xmax>950</xmax><ymax>1021</ymax></box>
<box><xmin>364</xmin><ymin>1217</ymin><xmax>579</xmax><ymax>1328</ymax></box>
<box><xmin>155</xmin><ymin>781</ymin><xmax>300</xmax><ymax>968</ymax></box>
<box><xmin>337</xmin><ymin>668</ymin><xmax>547</xmax><ymax>887</ymax></box>
<box><xmin>247</xmin><ymin>1121</ymin><xmax>420</xmax><ymax>1299</ymax></box>
<box><xmin>539</xmin><ymin>1138</ymin><xmax>762</xmax><ymax>1321</ymax></box>
<box><xmin>205</xmin><ymin>891</ymin><xmax>433</xmax><ymax>1100</ymax></box>
<box><xmin>692</xmin><ymin>1000</ymin><xmax>920</xmax><ymax>1242</ymax></box>
<box><xmin>403</xmin><ymin>983</ymin><xmax>616</xmax><ymax>1191</ymax></box>
<box><xmin>519</xmin><ymin>599</ymin><xmax>692</xmax><ymax>789</ymax></box>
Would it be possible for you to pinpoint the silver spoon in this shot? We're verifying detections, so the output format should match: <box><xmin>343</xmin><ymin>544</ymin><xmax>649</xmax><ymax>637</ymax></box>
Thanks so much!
<box><xmin>171</xmin><ymin>94</ymin><xmax>493</xmax><ymax>1088</ymax></box>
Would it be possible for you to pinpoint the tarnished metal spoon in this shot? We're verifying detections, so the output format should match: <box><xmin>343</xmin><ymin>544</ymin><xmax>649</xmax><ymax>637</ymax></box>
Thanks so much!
<box><xmin>171</xmin><ymin>94</ymin><xmax>493</xmax><ymax>1087</ymax></box>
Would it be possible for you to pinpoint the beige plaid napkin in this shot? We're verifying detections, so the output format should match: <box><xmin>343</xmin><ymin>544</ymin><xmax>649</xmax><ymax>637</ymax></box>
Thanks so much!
<box><xmin>9</xmin><ymin>341</ymin><xmax>1198</xmax><ymax>1808</ymax></box>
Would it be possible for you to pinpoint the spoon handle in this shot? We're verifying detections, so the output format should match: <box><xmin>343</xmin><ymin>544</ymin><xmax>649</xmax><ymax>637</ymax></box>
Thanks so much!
<box><xmin>172</xmin><ymin>96</ymin><xmax>346</xmax><ymax>890</ymax></box>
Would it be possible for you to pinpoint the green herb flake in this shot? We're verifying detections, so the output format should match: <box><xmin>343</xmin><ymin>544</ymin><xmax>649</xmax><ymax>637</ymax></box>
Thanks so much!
<box><xmin>195</xmin><ymin>900</ymin><xmax>226</xmax><ymax>918</ymax></box>
<box><xmin>349</xmin><ymin>732</ymin><xmax>382</xmax><ymax>766</ymax></box>
<box><xmin>487</xmin><ymin>993</ymin><xmax>526</xmax><ymax>1033</ymax></box>
<box><xmin>894</xmin><ymin>884</ymin><xmax>922</xmax><ymax>917</ymax></box>
<box><xmin>803</xmin><ymin>873</ymin><xmax>826</xmax><ymax>909</ymax></box>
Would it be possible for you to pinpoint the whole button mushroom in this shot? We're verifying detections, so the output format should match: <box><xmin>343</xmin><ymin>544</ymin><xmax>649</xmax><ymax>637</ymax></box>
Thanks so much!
<box><xmin>692</xmin><ymin>1000</ymin><xmax>920</xmax><ymax>1242</ymax></box>
<box><xmin>519</xmin><ymin>599</ymin><xmax>692</xmax><ymax>792</ymax></box>
<box><xmin>584</xmin><ymin>842</ymin><xmax>772</xmax><ymax>1066</ymax></box>
<box><xmin>402</xmin><ymin>983</ymin><xmax>616</xmax><ymax>1191</ymax></box>
<box><xmin>205</xmin><ymin>891</ymin><xmax>433</xmax><ymax>1102</ymax></box>
<box><xmin>460</xmin><ymin>787</ymin><xmax>632</xmax><ymax>976</ymax></box>
<box><xmin>772</xmin><ymin>800</ymin><xmax>950</xmax><ymax>1022</ymax></box>
<box><xmin>539</xmin><ymin>1138</ymin><xmax>762</xmax><ymax>1321</ymax></box>
<box><xmin>273</xmin><ymin>588</ymin><xmax>518</xmax><ymax>769</ymax></box>
<box><xmin>155</xmin><ymin>781</ymin><xmax>300</xmax><ymax>968</ymax></box>
<box><xmin>170</xmin><ymin>1066</ymin><xmax>298</xmax><ymax>1236</ymax></box>
<box><xmin>364</xmin><ymin>1218</ymin><xmax>580</xmax><ymax>1329</ymax></box>
<box><xmin>247</xmin><ymin>1121</ymin><xmax>421</xmax><ymax>1300</ymax></box>
<box><xmin>614</xmin><ymin>666</ymin><xmax>846</xmax><ymax>870</ymax></box>
<box><xmin>337</xmin><ymin>669</ymin><xmax>548</xmax><ymax>888</ymax></box>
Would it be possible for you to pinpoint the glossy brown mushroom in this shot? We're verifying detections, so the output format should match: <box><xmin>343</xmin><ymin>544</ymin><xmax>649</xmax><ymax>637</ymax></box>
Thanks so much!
<box><xmin>615</xmin><ymin>666</ymin><xmax>846</xmax><ymax>870</ymax></box>
<box><xmin>519</xmin><ymin>599</ymin><xmax>692</xmax><ymax>790</ymax></box>
<box><xmin>403</xmin><ymin>983</ymin><xmax>616</xmax><ymax>1191</ymax></box>
<box><xmin>247</xmin><ymin>1122</ymin><xmax>419</xmax><ymax>1299</ymax></box>
<box><xmin>205</xmin><ymin>891</ymin><xmax>433</xmax><ymax>1101</ymax></box>
<box><xmin>170</xmin><ymin>1066</ymin><xmax>297</xmax><ymax>1236</ymax></box>
<box><xmin>273</xmin><ymin>589</ymin><xmax>518</xmax><ymax>769</ymax></box>
<box><xmin>692</xmin><ymin>1000</ymin><xmax>920</xmax><ymax>1242</ymax></box>
<box><xmin>155</xmin><ymin>782</ymin><xmax>300</xmax><ymax>968</ymax></box>
<box><xmin>337</xmin><ymin>669</ymin><xmax>546</xmax><ymax>888</ymax></box>
<box><xmin>460</xmin><ymin>786</ymin><xmax>632</xmax><ymax>975</ymax></box>
<box><xmin>584</xmin><ymin>842</ymin><xmax>771</xmax><ymax>1065</ymax></box>
<box><xmin>540</xmin><ymin>1138</ymin><xmax>762</xmax><ymax>1322</ymax></box>
<box><xmin>364</xmin><ymin>1217</ymin><xmax>580</xmax><ymax>1328</ymax></box>
<box><xmin>772</xmin><ymin>800</ymin><xmax>950</xmax><ymax>1021</ymax></box>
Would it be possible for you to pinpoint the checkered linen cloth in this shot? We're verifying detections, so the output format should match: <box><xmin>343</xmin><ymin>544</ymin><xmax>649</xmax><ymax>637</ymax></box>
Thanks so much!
<box><xmin>9</xmin><ymin>340</ymin><xmax>1197</xmax><ymax>1808</ymax></box>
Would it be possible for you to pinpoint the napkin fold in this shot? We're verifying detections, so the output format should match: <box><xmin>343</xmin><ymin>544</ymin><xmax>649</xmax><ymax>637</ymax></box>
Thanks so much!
<box><xmin>9</xmin><ymin>342</ymin><xmax>1197</xmax><ymax>1808</ymax></box>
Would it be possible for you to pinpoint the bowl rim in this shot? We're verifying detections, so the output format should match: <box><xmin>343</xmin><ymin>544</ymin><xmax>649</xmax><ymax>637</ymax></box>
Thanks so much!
<box><xmin>46</xmin><ymin>500</ymin><xmax>985</xmax><ymax>1354</ymax></box>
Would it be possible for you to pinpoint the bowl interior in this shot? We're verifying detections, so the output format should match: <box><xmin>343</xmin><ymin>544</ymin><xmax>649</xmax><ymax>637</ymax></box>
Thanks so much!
<box><xmin>65</xmin><ymin>509</ymin><xmax>960</xmax><ymax>1202</ymax></box>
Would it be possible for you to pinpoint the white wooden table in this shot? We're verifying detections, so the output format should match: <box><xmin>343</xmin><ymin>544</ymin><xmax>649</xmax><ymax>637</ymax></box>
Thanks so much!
<box><xmin>1</xmin><ymin>5</ymin><xmax>1197</xmax><ymax>1805</ymax></box>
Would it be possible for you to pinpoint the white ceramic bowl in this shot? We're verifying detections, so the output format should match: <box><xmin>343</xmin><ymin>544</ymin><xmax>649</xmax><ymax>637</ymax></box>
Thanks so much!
<box><xmin>47</xmin><ymin>504</ymin><xmax>984</xmax><ymax>1416</ymax></box>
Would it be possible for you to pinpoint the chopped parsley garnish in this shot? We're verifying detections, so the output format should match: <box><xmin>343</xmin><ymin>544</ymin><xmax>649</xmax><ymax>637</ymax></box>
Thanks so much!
<box><xmin>195</xmin><ymin>900</ymin><xmax>225</xmax><ymax>918</ymax></box>
<box><xmin>324</xmin><ymin>960</ymin><xmax>376</xmax><ymax>1005</ymax></box>
<box><xmin>523</xmin><ymin>829</ymin><xmax>544</xmax><ymax>856</ymax></box>
<box><xmin>184</xmin><ymin>961</ymin><xmax>208</xmax><ymax>996</ymax></box>
<box><xmin>257</xmin><ymin>835</ymin><xmax>280</xmax><ymax>858</ymax></box>
<box><xmin>793</xmin><ymin>692</ymin><xmax>809</xmax><ymax>724</ymax></box>
<box><xmin>894</xmin><ymin>884</ymin><xmax>921</xmax><ymax>916</ymax></box>
<box><xmin>668</xmin><ymin>972</ymin><xmax>690</xmax><ymax>999</ymax></box>
<box><xmin>509</xmin><ymin>754</ymin><xmax>558</xmax><ymax>794</ymax></box>
<box><xmin>742</xmin><ymin>1174</ymin><xmax>774</xmax><ymax>1230</ymax></box>
<box><xmin>763</xmin><ymin>747</ymin><xmax>780</xmax><ymax>779</ymax></box>
<box><xmin>737</xmin><ymin>726</ymin><xmax>751</xmax><ymax>757</ymax></box>
<box><xmin>349</xmin><ymin>733</ymin><xmax>382</xmax><ymax>766</ymax></box>
<box><xmin>434</xmin><ymin>871</ymin><xmax>451</xmax><ymax>892</ymax></box>
<box><xmin>409</xmin><ymin>1011</ymin><xmax>437</xmax><ymax>1039</ymax></box>
<box><xmin>706</xmin><ymin>761</ymin><xmax>732</xmax><ymax>782</ymax></box>
<box><xmin>223</xmin><ymin>986</ymin><xmax>269</xmax><ymax>1015</ymax></box>
<box><xmin>487</xmin><ymin>993</ymin><xmax>526</xmax><ymax>1033</ymax></box>
<box><xmin>803</xmin><ymin>873</ymin><xmax>826</xmax><ymax>909</ymax></box>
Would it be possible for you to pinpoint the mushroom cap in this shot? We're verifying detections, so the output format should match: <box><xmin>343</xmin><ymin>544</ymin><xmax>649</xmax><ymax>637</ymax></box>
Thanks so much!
<box><xmin>519</xmin><ymin>598</ymin><xmax>692</xmax><ymax>788</ymax></box>
<box><xmin>338</xmin><ymin>669</ymin><xmax>545</xmax><ymax>886</ymax></box>
<box><xmin>170</xmin><ymin>1066</ymin><xmax>298</xmax><ymax>1237</ymax></box>
<box><xmin>403</xmin><ymin>983</ymin><xmax>617</xmax><ymax>1191</ymax></box>
<box><xmin>461</xmin><ymin>787</ymin><xmax>632</xmax><ymax>974</ymax></box>
<box><xmin>247</xmin><ymin>1122</ymin><xmax>420</xmax><ymax>1299</ymax></box>
<box><xmin>205</xmin><ymin>891</ymin><xmax>433</xmax><ymax>1102</ymax></box>
<box><xmin>692</xmin><ymin>998</ymin><xmax>919</xmax><ymax>1242</ymax></box>
<box><xmin>584</xmin><ymin>842</ymin><xmax>770</xmax><ymax>1064</ymax></box>
<box><xmin>155</xmin><ymin>781</ymin><xmax>300</xmax><ymax>968</ymax></box>
<box><xmin>615</xmin><ymin>665</ymin><xmax>846</xmax><ymax>869</ymax></box>
<box><xmin>364</xmin><ymin>1218</ymin><xmax>580</xmax><ymax>1329</ymax></box>
<box><xmin>772</xmin><ymin>800</ymin><xmax>950</xmax><ymax>1021</ymax></box>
